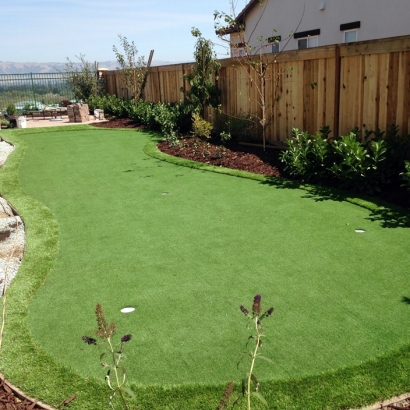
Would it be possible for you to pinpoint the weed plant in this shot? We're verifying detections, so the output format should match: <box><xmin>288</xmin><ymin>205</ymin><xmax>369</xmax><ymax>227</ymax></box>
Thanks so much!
<box><xmin>218</xmin><ymin>295</ymin><xmax>274</xmax><ymax>410</ymax></box>
<box><xmin>82</xmin><ymin>304</ymin><xmax>134</xmax><ymax>410</ymax></box>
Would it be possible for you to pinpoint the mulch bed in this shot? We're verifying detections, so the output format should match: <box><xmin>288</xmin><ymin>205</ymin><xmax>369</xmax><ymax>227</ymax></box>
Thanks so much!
<box><xmin>0</xmin><ymin>377</ymin><xmax>49</xmax><ymax>410</ymax></box>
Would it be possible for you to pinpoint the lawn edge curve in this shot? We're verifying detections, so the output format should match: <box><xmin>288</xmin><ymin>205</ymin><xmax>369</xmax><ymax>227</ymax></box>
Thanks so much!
<box><xmin>0</xmin><ymin>127</ymin><xmax>408</xmax><ymax>409</ymax></box>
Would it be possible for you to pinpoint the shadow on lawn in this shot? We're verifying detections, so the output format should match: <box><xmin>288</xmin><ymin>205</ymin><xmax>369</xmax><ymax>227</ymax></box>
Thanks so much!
<box><xmin>262</xmin><ymin>176</ymin><xmax>410</xmax><ymax>229</ymax></box>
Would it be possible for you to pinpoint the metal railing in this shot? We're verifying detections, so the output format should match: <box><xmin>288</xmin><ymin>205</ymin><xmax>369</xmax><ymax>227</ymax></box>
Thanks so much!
<box><xmin>0</xmin><ymin>72</ymin><xmax>76</xmax><ymax>113</ymax></box>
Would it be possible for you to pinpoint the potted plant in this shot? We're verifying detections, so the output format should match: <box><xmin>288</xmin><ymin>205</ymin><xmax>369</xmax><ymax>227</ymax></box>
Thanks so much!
<box><xmin>0</xmin><ymin>119</ymin><xmax>10</xmax><ymax>128</ymax></box>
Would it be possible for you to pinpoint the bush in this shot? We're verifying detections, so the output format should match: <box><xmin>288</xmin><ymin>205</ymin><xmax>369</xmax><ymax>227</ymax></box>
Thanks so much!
<box><xmin>280</xmin><ymin>126</ymin><xmax>410</xmax><ymax>196</ymax></box>
<box><xmin>88</xmin><ymin>95</ymin><xmax>134</xmax><ymax>119</ymax></box>
<box><xmin>63</xmin><ymin>54</ymin><xmax>102</xmax><ymax>101</ymax></box>
<box><xmin>89</xmin><ymin>94</ymin><xmax>194</xmax><ymax>144</ymax></box>
<box><xmin>329</xmin><ymin>132</ymin><xmax>387</xmax><ymax>194</ymax></box>
<box><xmin>192</xmin><ymin>113</ymin><xmax>213</xmax><ymax>139</ymax></box>
<box><xmin>6</xmin><ymin>103</ymin><xmax>16</xmax><ymax>116</ymax></box>
<box><xmin>401</xmin><ymin>161</ymin><xmax>410</xmax><ymax>192</ymax></box>
<box><xmin>280</xmin><ymin>128</ymin><xmax>333</xmax><ymax>182</ymax></box>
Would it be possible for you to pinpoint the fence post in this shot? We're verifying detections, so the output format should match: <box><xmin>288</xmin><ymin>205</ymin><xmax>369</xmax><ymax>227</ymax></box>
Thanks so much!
<box><xmin>333</xmin><ymin>45</ymin><xmax>341</xmax><ymax>137</ymax></box>
<box><xmin>30</xmin><ymin>72</ymin><xmax>38</xmax><ymax>109</ymax></box>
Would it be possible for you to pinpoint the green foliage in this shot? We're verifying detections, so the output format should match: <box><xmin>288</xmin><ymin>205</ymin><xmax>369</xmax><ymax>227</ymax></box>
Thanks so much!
<box><xmin>83</xmin><ymin>304</ymin><xmax>134</xmax><ymax>409</ymax></box>
<box><xmin>63</xmin><ymin>54</ymin><xmax>101</xmax><ymax>102</ymax></box>
<box><xmin>280</xmin><ymin>126</ymin><xmax>410</xmax><ymax>195</ymax></box>
<box><xmin>218</xmin><ymin>295</ymin><xmax>274</xmax><ymax>410</ymax></box>
<box><xmin>88</xmin><ymin>94</ymin><xmax>134</xmax><ymax>118</ymax></box>
<box><xmin>330</xmin><ymin>132</ymin><xmax>387</xmax><ymax>193</ymax></box>
<box><xmin>182</xmin><ymin>28</ymin><xmax>221</xmax><ymax>117</ymax></box>
<box><xmin>214</xmin><ymin>113</ymin><xmax>257</xmax><ymax>142</ymax></box>
<box><xmin>401</xmin><ymin>161</ymin><xmax>410</xmax><ymax>191</ymax></box>
<box><xmin>220</xmin><ymin>131</ymin><xmax>232</xmax><ymax>144</ymax></box>
<box><xmin>191</xmin><ymin>113</ymin><xmax>213</xmax><ymax>139</ymax></box>
<box><xmin>88</xmin><ymin>94</ymin><xmax>191</xmax><ymax>143</ymax></box>
<box><xmin>280</xmin><ymin>128</ymin><xmax>332</xmax><ymax>182</ymax></box>
<box><xmin>6</xmin><ymin>103</ymin><xmax>16</xmax><ymax>116</ymax></box>
<box><xmin>113</xmin><ymin>35</ymin><xmax>148</xmax><ymax>104</ymax></box>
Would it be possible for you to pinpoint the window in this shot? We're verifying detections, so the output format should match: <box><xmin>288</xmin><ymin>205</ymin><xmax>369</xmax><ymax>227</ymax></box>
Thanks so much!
<box><xmin>294</xmin><ymin>29</ymin><xmax>320</xmax><ymax>49</ymax></box>
<box><xmin>231</xmin><ymin>43</ymin><xmax>246</xmax><ymax>57</ymax></box>
<box><xmin>344</xmin><ymin>29</ymin><xmax>357</xmax><ymax>43</ymax></box>
<box><xmin>298</xmin><ymin>36</ymin><xmax>318</xmax><ymax>49</ymax></box>
<box><xmin>268</xmin><ymin>36</ymin><xmax>281</xmax><ymax>53</ymax></box>
<box><xmin>340</xmin><ymin>21</ymin><xmax>360</xmax><ymax>43</ymax></box>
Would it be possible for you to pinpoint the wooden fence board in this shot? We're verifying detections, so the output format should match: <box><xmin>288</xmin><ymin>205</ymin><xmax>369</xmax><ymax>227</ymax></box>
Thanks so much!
<box><xmin>103</xmin><ymin>35</ymin><xmax>410</xmax><ymax>141</ymax></box>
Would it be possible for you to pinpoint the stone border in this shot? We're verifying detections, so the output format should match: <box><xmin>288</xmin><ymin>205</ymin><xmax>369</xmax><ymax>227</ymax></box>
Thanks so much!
<box><xmin>0</xmin><ymin>139</ymin><xmax>25</xmax><ymax>295</ymax></box>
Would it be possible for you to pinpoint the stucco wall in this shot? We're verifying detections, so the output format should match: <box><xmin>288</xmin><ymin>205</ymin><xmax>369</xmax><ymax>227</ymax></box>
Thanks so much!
<box><xmin>236</xmin><ymin>0</ymin><xmax>410</xmax><ymax>53</ymax></box>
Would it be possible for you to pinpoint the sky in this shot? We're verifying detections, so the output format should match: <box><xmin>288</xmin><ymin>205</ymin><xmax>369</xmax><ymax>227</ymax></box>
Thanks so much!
<box><xmin>3</xmin><ymin>0</ymin><xmax>249</xmax><ymax>65</ymax></box>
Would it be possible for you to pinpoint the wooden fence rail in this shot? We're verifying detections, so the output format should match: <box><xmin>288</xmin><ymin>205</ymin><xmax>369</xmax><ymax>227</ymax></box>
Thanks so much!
<box><xmin>102</xmin><ymin>35</ymin><xmax>410</xmax><ymax>141</ymax></box>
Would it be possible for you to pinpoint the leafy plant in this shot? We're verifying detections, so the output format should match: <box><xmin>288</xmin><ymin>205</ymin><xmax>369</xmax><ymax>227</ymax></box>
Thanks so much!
<box><xmin>280</xmin><ymin>128</ymin><xmax>332</xmax><ymax>182</ymax></box>
<box><xmin>182</xmin><ymin>28</ymin><xmax>221</xmax><ymax>117</ymax></box>
<box><xmin>401</xmin><ymin>161</ymin><xmax>410</xmax><ymax>192</ymax></box>
<box><xmin>113</xmin><ymin>35</ymin><xmax>150</xmax><ymax>104</ymax></box>
<box><xmin>218</xmin><ymin>295</ymin><xmax>274</xmax><ymax>409</ymax></box>
<box><xmin>192</xmin><ymin>113</ymin><xmax>213</xmax><ymax>139</ymax></box>
<box><xmin>88</xmin><ymin>94</ymin><xmax>134</xmax><ymax>119</ymax></box>
<box><xmin>215</xmin><ymin>112</ymin><xmax>257</xmax><ymax>142</ymax></box>
<box><xmin>330</xmin><ymin>132</ymin><xmax>387</xmax><ymax>193</ymax></box>
<box><xmin>82</xmin><ymin>303</ymin><xmax>134</xmax><ymax>410</ymax></box>
<box><xmin>63</xmin><ymin>54</ymin><xmax>101</xmax><ymax>101</ymax></box>
<box><xmin>220</xmin><ymin>131</ymin><xmax>232</xmax><ymax>144</ymax></box>
<box><xmin>6</xmin><ymin>103</ymin><xmax>16</xmax><ymax>116</ymax></box>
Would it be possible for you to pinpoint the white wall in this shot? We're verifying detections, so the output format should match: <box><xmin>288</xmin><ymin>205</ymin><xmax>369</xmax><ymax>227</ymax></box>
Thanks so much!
<box><xmin>236</xmin><ymin>0</ymin><xmax>410</xmax><ymax>53</ymax></box>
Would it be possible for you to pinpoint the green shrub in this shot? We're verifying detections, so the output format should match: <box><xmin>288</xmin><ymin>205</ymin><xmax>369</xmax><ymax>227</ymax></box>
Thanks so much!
<box><xmin>280</xmin><ymin>128</ymin><xmax>332</xmax><ymax>182</ymax></box>
<box><xmin>280</xmin><ymin>125</ymin><xmax>410</xmax><ymax>196</ymax></box>
<box><xmin>6</xmin><ymin>103</ymin><xmax>16</xmax><ymax>116</ymax></box>
<box><xmin>401</xmin><ymin>161</ymin><xmax>410</xmax><ymax>192</ymax></box>
<box><xmin>88</xmin><ymin>95</ymin><xmax>136</xmax><ymax>119</ymax></box>
<box><xmin>89</xmin><ymin>95</ymin><xmax>193</xmax><ymax>143</ymax></box>
<box><xmin>329</xmin><ymin>132</ymin><xmax>387</xmax><ymax>194</ymax></box>
<box><xmin>192</xmin><ymin>113</ymin><xmax>213</xmax><ymax>139</ymax></box>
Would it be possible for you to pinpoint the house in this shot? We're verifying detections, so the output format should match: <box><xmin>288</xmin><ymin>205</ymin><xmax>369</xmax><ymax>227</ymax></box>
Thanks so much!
<box><xmin>217</xmin><ymin>0</ymin><xmax>410</xmax><ymax>57</ymax></box>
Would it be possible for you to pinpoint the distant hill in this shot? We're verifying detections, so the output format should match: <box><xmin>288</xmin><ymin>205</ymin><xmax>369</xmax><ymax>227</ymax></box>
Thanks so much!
<box><xmin>0</xmin><ymin>60</ymin><xmax>180</xmax><ymax>75</ymax></box>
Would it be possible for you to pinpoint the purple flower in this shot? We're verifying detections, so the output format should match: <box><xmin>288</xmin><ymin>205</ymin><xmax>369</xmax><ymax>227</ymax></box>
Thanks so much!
<box><xmin>121</xmin><ymin>334</ymin><xmax>132</xmax><ymax>343</ymax></box>
<box><xmin>82</xmin><ymin>336</ymin><xmax>97</xmax><ymax>345</ymax></box>
<box><xmin>240</xmin><ymin>305</ymin><xmax>249</xmax><ymax>316</ymax></box>
<box><xmin>266</xmin><ymin>307</ymin><xmax>274</xmax><ymax>316</ymax></box>
<box><xmin>252</xmin><ymin>294</ymin><xmax>262</xmax><ymax>315</ymax></box>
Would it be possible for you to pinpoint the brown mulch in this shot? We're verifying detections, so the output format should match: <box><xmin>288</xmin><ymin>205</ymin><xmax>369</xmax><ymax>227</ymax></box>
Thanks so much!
<box><xmin>0</xmin><ymin>377</ymin><xmax>46</xmax><ymax>409</ymax></box>
<box><xmin>157</xmin><ymin>138</ymin><xmax>283</xmax><ymax>177</ymax></box>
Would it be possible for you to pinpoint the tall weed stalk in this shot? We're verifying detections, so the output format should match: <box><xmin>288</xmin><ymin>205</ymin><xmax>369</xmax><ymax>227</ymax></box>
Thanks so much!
<box><xmin>82</xmin><ymin>304</ymin><xmax>134</xmax><ymax>409</ymax></box>
<box><xmin>218</xmin><ymin>295</ymin><xmax>274</xmax><ymax>410</ymax></box>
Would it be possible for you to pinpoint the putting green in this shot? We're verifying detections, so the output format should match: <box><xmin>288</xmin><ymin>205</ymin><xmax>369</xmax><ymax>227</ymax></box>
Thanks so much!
<box><xmin>13</xmin><ymin>128</ymin><xmax>410</xmax><ymax>388</ymax></box>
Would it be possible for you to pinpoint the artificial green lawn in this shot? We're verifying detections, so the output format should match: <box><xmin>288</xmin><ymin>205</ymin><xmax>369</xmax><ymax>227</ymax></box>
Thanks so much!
<box><xmin>0</xmin><ymin>126</ymin><xmax>410</xmax><ymax>409</ymax></box>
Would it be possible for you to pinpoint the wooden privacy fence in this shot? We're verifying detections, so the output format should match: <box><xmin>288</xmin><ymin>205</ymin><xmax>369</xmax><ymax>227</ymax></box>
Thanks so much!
<box><xmin>102</xmin><ymin>35</ymin><xmax>410</xmax><ymax>141</ymax></box>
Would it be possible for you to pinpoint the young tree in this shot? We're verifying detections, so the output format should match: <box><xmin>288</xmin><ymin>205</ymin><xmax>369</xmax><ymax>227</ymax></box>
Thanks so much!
<box><xmin>113</xmin><ymin>35</ymin><xmax>153</xmax><ymax>104</ymax></box>
<box><xmin>214</xmin><ymin>0</ymin><xmax>303</xmax><ymax>149</ymax></box>
<box><xmin>182</xmin><ymin>28</ymin><xmax>221</xmax><ymax>119</ymax></box>
<box><xmin>63</xmin><ymin>54</ymin><xmax>101</xmax><ymax>102</ymax></box>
